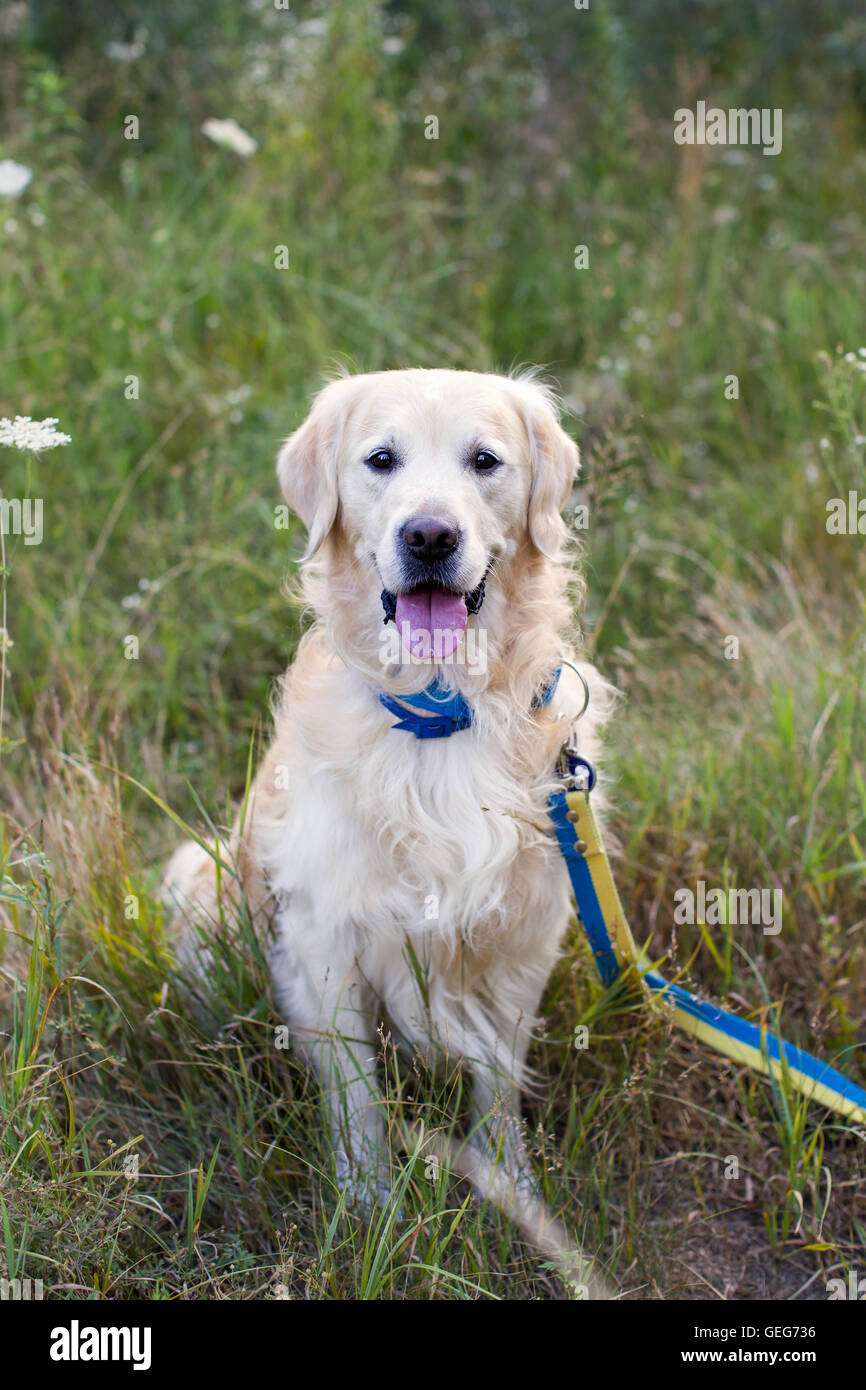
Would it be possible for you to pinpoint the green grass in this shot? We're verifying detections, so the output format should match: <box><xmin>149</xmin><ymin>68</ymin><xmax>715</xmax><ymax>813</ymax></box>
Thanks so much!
<box><xmin>1</xmin><ymin>0</ymin><xmax>865</xmax><ymax>1299</ymax></box>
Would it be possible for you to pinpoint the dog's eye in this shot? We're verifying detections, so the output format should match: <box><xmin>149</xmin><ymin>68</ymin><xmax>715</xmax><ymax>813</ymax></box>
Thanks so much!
<box><xmin>365</xmin><ymin>449</ymin><xmax>394</xmax><ymax>472</ymax></box>
<box><xmin>473</xmin><ymin>449</ymin><xmax>501</xmax><ymax>473</ymax></box>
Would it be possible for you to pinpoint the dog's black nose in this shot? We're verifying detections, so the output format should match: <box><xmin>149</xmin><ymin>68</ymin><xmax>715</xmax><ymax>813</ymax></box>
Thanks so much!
<box><xmin>401</xmin><ymin>514</ymin><xmax>460</xmax><ymax>564</ymax></box>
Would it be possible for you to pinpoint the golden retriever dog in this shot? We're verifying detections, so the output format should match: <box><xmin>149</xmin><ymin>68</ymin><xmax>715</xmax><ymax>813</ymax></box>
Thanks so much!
<box><xmin>166</xmin><ymin>368</ymin><xmax>614</xmax><ymax>1207</ymax></box>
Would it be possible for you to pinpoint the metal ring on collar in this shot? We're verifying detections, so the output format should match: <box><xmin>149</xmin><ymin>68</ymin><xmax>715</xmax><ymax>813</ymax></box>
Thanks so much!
<box><xmin>559</xmin><ymin>659</ymin><xmax>590</xmax><ymax>722</ymax></box>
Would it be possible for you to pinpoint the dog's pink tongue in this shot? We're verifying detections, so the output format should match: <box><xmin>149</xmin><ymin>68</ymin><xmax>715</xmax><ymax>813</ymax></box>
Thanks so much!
<box><xmin>396</xmin><ymin>588</ymin><xmax>468</xmax><ymax>660</ymax></box>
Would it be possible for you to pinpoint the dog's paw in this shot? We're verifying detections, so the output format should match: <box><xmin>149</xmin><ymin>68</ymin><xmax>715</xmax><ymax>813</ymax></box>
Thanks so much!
<box><xmin>461</xmin><ymin>1140</ymin><xmax>541</xmax><ymax>1207</ymax></box>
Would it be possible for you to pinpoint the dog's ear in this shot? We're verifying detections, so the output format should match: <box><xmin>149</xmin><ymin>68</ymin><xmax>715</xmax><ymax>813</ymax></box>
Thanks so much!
<box><xmin>276</xmin><ymin>385</ymin><xmax>345</xmax><ymax>558</ymax></box>
<box><xmin>519</xmin><ymin>383</ymin><xmax>579</xmax><ymax>558</ymax></box>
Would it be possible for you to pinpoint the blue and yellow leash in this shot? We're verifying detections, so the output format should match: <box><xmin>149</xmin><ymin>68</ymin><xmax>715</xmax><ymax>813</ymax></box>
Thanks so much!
<box><xmin>378</xmin><ymin>662</ymin><xmax>866</xmax><ymax>1124</ymax></box>
<box><xmin>549</xmin><ymin>748</ymin><xmax>866</xmax><ymax>1125</ymax></box>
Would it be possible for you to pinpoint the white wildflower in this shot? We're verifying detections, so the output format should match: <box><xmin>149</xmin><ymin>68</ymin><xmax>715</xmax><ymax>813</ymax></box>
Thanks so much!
<box><xmin>713</xmin><ymin>205</ymin><xmax>739</xmax><ymax>226</ymax></box>
<box><xmin>0</xmin><ymin>159</ymin><xmax>32</xmax><ymax>197</ymax></box>
<box><xmin>0</xmin><ymin>416</ymin><xmax>72</xmax><ymax>451</ymax></box>
<box><xmin>201</xmin><ymin>118</ymin><xmax>258</xmax><ymax>157</ymax></box>
<box><xmin>225</xmin><ymin>384</ymin><xmax>252</xmax><ymax>406</ymax></box>
<box><xmin>105</xmin><ymin>27</ymin><xmax>147</xmax><ymax>62</ymax></box>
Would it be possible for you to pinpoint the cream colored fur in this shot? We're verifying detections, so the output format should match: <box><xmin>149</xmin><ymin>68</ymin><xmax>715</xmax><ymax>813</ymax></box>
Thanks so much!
<box><xmin>165</xmin><ymin>368</ymin><xmax>614</xmax><ymax>1204</ymax></box>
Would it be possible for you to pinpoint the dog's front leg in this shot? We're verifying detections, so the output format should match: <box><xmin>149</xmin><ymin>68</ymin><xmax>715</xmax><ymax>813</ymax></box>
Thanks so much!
<box><xmin>269</xmin><ymin>932</ymin><xmax>391</xmax><ymax>1210</ymax></box>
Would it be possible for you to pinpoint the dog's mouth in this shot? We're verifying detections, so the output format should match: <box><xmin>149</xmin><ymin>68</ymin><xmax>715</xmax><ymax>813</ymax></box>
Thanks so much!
<box><xmin>381</xmin><ymin>572</ymin><xmax>488</xmax><ymax>660</ymax></box>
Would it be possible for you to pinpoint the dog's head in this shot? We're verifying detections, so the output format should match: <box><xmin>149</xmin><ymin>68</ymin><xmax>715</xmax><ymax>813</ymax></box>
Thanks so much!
<box><xmin>277</xmin><ymin>368</ymin><xmax>578</xmax><ymax>663</ymax></box>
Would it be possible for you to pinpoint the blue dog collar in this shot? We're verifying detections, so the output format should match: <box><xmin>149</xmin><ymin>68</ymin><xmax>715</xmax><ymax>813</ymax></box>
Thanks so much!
<box><xmin>379</xmin><ymin>668</ymin><xmax>562</xmax><ymax>739</ymax></box>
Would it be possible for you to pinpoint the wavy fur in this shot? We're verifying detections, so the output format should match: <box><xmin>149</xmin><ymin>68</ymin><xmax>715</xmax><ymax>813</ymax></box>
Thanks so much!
<box><xmin>166</xmin><ymin>368</ymin><xmax>615</xmax><ymax>1202</ymax></box>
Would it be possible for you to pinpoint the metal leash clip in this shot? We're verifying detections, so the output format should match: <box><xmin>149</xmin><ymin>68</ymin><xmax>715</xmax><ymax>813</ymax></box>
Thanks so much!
<box><xmin>554</xmin><ymin>660</ymin><xmax>596</xmax><ymax>790</ymax></box>
<box><xmin>558</xmin><ymin>745</ymin><xmax>596</xmax><ymax>791</ymax></box>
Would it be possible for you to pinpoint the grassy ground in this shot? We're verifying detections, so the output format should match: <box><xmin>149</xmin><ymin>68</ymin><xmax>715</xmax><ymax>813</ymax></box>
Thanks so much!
<box><xmin>1</xmin><ymin>1</ymin><xmax>865</xmax><ymax>1298</ymax></box>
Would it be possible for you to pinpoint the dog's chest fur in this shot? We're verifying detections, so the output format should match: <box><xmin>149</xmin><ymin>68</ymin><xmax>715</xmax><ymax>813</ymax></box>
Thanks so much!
<box><xmin>253</xmin><ymin>647</ymin><xmax>575</xmax><ymax>1031</ymax></box>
